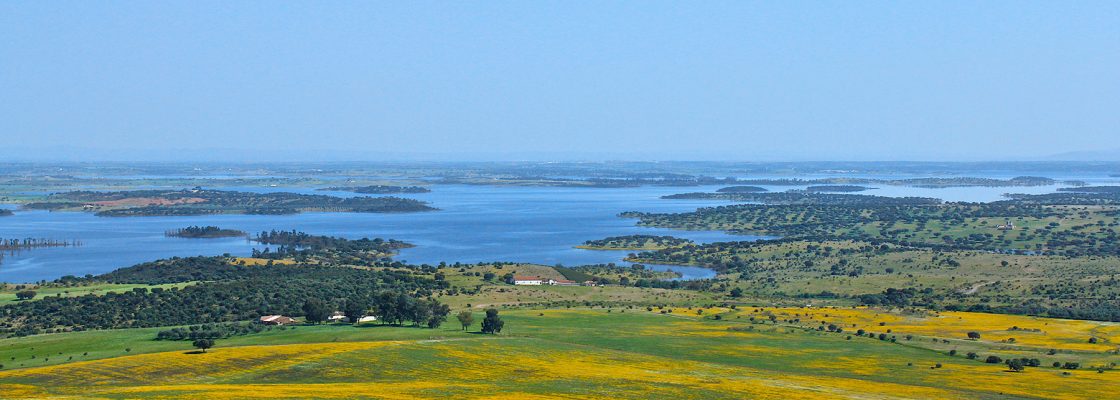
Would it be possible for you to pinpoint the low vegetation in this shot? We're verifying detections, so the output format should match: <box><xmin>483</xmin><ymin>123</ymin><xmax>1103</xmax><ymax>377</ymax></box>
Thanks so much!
<box><xmin>627</xmin><ymin>192</ymin><xmax>1120</xmax><ymax>257</ymax></box>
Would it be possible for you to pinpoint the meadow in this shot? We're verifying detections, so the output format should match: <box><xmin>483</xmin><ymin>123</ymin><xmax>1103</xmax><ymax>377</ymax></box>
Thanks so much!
<box><xmin>1</xmin><ymin>308</ymin><xmax>1118</xmax><ymax>399</ymax></box>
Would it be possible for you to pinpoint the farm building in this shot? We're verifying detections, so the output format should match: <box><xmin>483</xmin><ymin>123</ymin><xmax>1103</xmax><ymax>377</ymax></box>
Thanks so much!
<box><xmin>547</xmin><ymin>279</ymin><xmax>579</xmax><ymax>286</ymax></box>
<box><xmin>259</xmin><ymin>315</ymin><xmax>295</xmax><ymax>325</ymax></box>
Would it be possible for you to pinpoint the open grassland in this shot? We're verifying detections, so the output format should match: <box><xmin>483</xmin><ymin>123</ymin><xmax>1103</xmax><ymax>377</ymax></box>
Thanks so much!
<box><xmin>1</xmin><ymin>308</ymin><xmax>1118</xmax><ymax>399</ymax></box>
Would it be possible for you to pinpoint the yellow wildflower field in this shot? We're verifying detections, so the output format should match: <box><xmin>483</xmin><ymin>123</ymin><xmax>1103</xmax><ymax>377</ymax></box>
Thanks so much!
<box><xmin>1</xmin><ymin>309</ymin><xmax>1118</xmax><ymax>399</ymax></box>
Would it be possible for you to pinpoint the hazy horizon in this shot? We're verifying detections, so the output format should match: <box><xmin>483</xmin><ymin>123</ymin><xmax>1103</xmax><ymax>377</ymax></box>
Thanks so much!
<box><xmin>2</xmin><ymin>2</ymin><xmax>1118</xmax><ymax>162</ymax></box>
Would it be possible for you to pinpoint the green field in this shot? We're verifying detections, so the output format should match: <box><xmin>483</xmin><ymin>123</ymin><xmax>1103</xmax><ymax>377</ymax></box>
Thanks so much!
<box><xmin>2</xmin><ymin>308</ymin><xmax>1118</xmax><ymax>399</ymax></box>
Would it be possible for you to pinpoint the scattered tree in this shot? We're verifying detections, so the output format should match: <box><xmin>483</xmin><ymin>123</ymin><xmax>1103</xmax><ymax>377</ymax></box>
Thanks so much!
<box><xmin>456</xmin><ymin>311</ymin><xmax>475</xmax><ymax>331</ymax></box>
<box><xmin>192</xmin><ymin>339</ymin><xmax>213</xmax><ymax>353</ymax></box>
<box><xmin>15</xmin><ymin>290</ymin><xmax>36</xmax><ymax>301</ymax></box>
<box><xmin>481</xmin><ymin>308</ymin><xmax>504</xmax><ymax>334</ymax></box>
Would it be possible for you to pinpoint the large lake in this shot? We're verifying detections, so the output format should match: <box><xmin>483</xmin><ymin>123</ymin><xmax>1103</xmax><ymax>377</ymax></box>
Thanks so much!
<box><xmin>0</xmin><ymin>178</ymin><xmax>1113</xmax><ymax>283</ymax></box>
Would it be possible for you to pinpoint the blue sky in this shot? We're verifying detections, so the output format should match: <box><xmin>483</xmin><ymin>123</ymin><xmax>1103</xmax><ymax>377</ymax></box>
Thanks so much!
<box><xmin>1</xmin><ymin>2</ymin><xmax>1117</xmax><ymax>161</ymax></box>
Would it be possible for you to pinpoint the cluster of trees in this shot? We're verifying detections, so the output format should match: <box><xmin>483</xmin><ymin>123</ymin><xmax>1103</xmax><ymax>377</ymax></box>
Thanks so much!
<box><xmin>970</xmin><ymin>301</ymin><xmax>1120</xmax><ymax>323</ymax></box>
<box><xmin>255</xmin><ymin>230</ymin><xmax>411</xmax><ymax>252</ymax></box>
<box><xmin>301</xmin><ymin>293</ymin><xmax>450</xmax><ymax>328</ymax></box>
<box><xmin>0</xmin><ymin>256</ymin><xmax>440</xmax><ymax>336</ymax></box>
<box><xmin>250</xmin><ymin>230</ymin><xmax>414</xmax><ymax>263</ymax></box>
<box><xmin>857</xmin><ymin>287</ymin><xmax>935</xmax><ymax>307</ymax></box>
<box><xmin>0</xmin><ymin>237</ymin><xmax>78</xmax><ymax>251</ymax></box>
<box><xmin>14</xmin><ymin>290</ymin><xmax>36</xmax><ymax>300</ymax></box>
<box><xmin>156</xmin><ymin>322</ymin><xmax>279</xmax><ymax>340</ymax></box>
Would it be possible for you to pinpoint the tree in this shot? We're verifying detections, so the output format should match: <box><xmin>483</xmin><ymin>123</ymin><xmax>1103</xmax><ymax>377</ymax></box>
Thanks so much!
<box><xmin>481</xmin><ymin>308</ymin><xmax>504</xmax><ymax>334</ymax></box>
<box><xmin>192</xmin><ymin>338</ymin><xmax>213</xmax><ymax>353</ymax></box>
<box><xmin>15</xmin><ymin>290</ymin><xmax>36</xmax><ymax>301</ymax></box>
<box><xmin>343</xmin><ymin>299</ymin><xmax>366</xmax><ymax>324</ymax></box>
<box><xmin>457</xmin><ymin>311</ymin><xmax>475</xmax><ymax>331</ymax></box>
<box><xmin>302</xmin><ymin>298</ymin><xmax>330</xmax><ymax>324</ymax></box>
<box><xmin>411</xmin><ymin>299</ymin><xmax>433</xmax><ymax>327</ymax></box>
<box><xmin>967</xmin><ymin>331</ymin><xmax>981</xmax><ymax>340</ymax></box>
<box><xmin>1006</xmin><ymin>358</ymin><xmax>1024</xmax><ymax>372</ymax></box>
<box><xmin>427</xmin><ymin>302</ymin><xmax>450</xmax><ymax>329</ymax></box>
<box><xmin>729</xmin><ymin>287</ymin><xmax>744</xmax><ymax>298</ymax></box>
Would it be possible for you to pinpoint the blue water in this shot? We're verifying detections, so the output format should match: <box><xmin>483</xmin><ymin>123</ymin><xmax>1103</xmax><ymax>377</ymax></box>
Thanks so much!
<box><xmin>2</xmin><ymin>177</ymin><xmax>1114</xmax><ymax>283</ymax></box>
<box><xmin>0</xmin><ymin>185</ymin><xmax>755</xmax><ymax>283</ymax></box>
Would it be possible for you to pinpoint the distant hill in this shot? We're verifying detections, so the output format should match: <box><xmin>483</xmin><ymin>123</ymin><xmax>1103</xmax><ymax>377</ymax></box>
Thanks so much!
<box><xmin>1044</xmin><ymin>148</ymin><xmax>1120</xmax><ymax>161</ymax></box>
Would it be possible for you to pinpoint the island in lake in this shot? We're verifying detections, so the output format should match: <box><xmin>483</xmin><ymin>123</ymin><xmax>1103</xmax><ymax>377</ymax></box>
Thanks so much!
<box><xmin>318</xmin><ymin>185</ymin><xmax>431</xmax><ymax>194</ymax></box>
<box><xmin>21</xmin><ymin>188</ymin><xmax>436</xmax><ymax>216</ymax></box>
<box><xmin>803</xmin><ymin>185</ymin><xmax>870</xmax><ymax>192</ymax></box>
<box><xmin>577</xmin><ymin>235</ymin><xmax>694</xmax><ymax>250</ymax></box>
<box><xmin>165</xmin><ymin>226</ymin><xmax>248</xmax><ymax>239</ymax></box>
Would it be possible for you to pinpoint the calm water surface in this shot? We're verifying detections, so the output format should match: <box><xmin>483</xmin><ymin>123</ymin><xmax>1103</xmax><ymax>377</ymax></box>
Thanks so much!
<box><xmin>1</xmin><ymin>178</ymin><xmax>1113</xmax><ymax>283</ymax></box>
<box><xmin>0</xmin><ymin>185</ymin><xmax>753</xmax><ymax>282</ymax></box>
